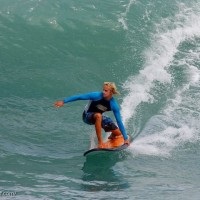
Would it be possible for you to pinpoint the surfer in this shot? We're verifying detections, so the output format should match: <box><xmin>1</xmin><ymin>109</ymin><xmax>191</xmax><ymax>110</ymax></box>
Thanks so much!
<box><xmin>54</xmin><ymin>82</ymin><xmax>130</xmax><ymax>148</ymax></box>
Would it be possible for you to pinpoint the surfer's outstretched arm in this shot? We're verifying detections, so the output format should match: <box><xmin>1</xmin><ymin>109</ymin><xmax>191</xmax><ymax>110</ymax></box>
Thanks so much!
<box><xmin>54</xmin><ymin>92</ymin><xmax>102</xmax><ymax>107</ymax></box>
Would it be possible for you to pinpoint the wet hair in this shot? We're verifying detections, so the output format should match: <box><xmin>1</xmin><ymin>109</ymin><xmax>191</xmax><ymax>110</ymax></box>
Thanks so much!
<box><xmin>103</xmin><ymin>82</ymin><xmax>120</xmax><ymax>95</ymax></box>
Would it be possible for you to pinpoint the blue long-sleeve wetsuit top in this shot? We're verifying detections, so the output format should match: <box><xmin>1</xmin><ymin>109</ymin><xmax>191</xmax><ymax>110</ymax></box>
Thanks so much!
<box><xmin>63</xmin><ymin>92</ymin><xmax>128</xmax><ymax>140</ymax></box>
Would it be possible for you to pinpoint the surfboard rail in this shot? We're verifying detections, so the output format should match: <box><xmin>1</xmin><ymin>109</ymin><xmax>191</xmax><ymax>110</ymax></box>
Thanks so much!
<box><xmin>83</xmin><ymin>143</ymin><xmax>129</xmax><ymax>156</ymax></box>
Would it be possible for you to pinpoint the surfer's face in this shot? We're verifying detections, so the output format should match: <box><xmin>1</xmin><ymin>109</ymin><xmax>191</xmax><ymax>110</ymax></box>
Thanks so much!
<box><xmin>103</xmin><ymin>85</ymin><xmax>112</xmax><ymax>99</ymax></box>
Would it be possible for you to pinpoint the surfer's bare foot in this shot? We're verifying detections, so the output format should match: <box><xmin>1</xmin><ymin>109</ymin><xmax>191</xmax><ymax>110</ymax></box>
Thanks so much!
<box><xmin>98</xmin><ymin>143</ymin><xmax>105</xmax><ymax>148</ymax></box>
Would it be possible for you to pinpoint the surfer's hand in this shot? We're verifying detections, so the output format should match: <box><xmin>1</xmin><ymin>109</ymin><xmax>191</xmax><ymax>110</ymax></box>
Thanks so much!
<box><xmin>54</xmin><ymin>101</ymin><xmax>64</xmax><ymax>108</ymax></box>
<box><xmin>124</xmin><ymin>139</ymin><xmax>130</xmax><ymax>145</ymax></box>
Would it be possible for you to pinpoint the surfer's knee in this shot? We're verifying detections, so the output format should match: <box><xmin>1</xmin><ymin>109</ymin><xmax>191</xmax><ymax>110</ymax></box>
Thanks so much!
<box><xmin>93</xmin><ymin>113</ymin><xmax>102</xmax><ymax>121</ymax></box>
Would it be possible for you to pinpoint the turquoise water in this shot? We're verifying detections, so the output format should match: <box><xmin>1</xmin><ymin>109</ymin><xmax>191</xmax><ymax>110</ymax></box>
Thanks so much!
<box><xmin>1</xmin><ymin>0</ymin><xmax>200</xmax><ymax>199</ymax></box>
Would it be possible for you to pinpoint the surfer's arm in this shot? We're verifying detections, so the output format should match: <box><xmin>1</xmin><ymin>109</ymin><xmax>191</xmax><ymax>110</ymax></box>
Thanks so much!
<box><xmin>54</xmin><ymin>92</ymin><xmax>102</xmax><ymax>107</ymax></box>
<box><xmin>110</xmin><ymin>99</ymin><xmax>129</xmax><ymax>141</ymax></box>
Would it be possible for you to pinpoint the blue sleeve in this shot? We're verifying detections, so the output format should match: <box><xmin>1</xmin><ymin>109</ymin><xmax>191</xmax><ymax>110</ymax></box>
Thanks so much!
<box><xmin>63</xmin><ymin>92</ymin><xmax>102</xmax><ymax>103</ymax></box>
<box><xmin>110</xmin><ymin>98</ymin><xmax>128</xmax><ymax>140</ymax></box>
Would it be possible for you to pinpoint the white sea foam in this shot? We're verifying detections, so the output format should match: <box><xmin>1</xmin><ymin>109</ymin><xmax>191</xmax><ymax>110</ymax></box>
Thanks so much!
<box><xmin>129</xmin><ymin>125</ymin><xmax>196</xmax><ymax>156</ymax></box>
<box><xmin>122</xmin><ymin>2</ymin><xmax>200</xmax><ymax>156</ymax></box>
<box><xmin>122</xmin><ymin>1</ymin><xmax>200</xmax><ymax>124</ymax></box>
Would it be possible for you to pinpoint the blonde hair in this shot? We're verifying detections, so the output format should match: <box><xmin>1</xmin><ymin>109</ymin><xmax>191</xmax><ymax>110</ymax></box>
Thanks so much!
<box><xmin>103</xmin><ymin>82</ymin><xmax>120</xmax><ymax>95</ymax></box>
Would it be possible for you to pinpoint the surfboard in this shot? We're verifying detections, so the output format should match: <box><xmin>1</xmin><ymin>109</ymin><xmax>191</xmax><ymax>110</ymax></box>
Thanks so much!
<box><xmin>83</xmin><ymin>135</ymin><xmax>131</xmax><ymax>157</ymax></box>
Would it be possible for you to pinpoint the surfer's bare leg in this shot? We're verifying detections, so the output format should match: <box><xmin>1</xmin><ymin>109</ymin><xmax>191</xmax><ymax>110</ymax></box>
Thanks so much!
<box><xmin>108</xmin><ymin>129</ymin><xmax>122</xmax><ymax>139</ymax></box>
<box><xmin>93</xmin><ymin>113</ymin><xmax>104</xmax><ymax>148</ymax></box>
